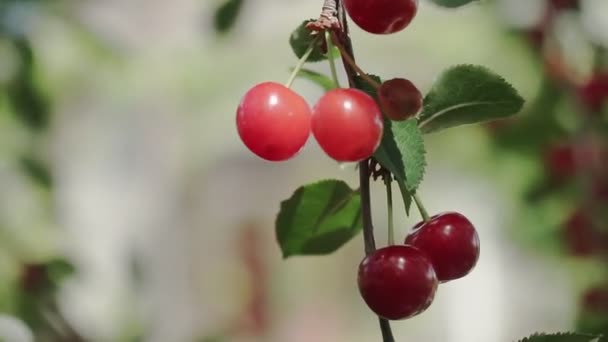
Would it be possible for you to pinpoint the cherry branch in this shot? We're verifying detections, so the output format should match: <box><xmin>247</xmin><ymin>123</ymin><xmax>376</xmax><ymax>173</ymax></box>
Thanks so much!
<box><xmin>325</xmin><ymin>1</ymin><xmax>396</xmax><ymax>341</ymax></box>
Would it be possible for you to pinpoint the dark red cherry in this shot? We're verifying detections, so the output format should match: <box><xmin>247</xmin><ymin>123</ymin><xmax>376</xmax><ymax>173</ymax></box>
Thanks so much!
<box><xmin>405</xmin><ymin>212</ymin><xmax>479</xmax><ymax>282</ymax></box>
<box><xmin>563</xmin><ymin>209</ymin><xmax>608</xmax><ymax>257</ymax></box>
<box><xmin>582</xmin><ymin>286</ymin><xmax>608</xmax><ymax>313</ymax></box>
<box><xmin>377</xmin><ymin>78</ymin><xmax>422</xmax><ymax>121</ymax></box>
<box><xmin>343</xmin><ymin>0</ymin><xmax>418</xmax><ymax>35</ymax></box>
<box><xmin>20</xmin><ymin>263</ymin><xmax>49</xmax><ymax>293</ymax></box>
<box><xmin>579</xmin><ymin>73</ymin><xmax>608</xmax><ymax>113</ymax></box>
<box><xmin>358</xmin><ymin>245</ymin><xmax>438</xmax><ymax>320</ymax></box>
<box><xmin>236</xmin><ymin>82</ymin><xmax>311</xmax><ymax>161</ymax></box>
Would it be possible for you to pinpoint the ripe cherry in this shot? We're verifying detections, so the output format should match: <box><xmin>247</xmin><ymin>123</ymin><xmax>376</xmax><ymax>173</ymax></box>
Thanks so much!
<box><xmin>563</xmin><ymin>209</ymin><xmax>608</xmax><ymax>257</ymax></box>
<box><xmin>312</xmin><ymin>88</ymin><xmax>383</xmax><ymax>162</ymax></box>
<box><xmin>236</xmin><ymin>82</ymin><xmax>311</xmax><ymax>161</ymax></box>
<box><xmin>344</xmin><ymin>0</ymin><xmax>418</xmax><ymax>35</ymax></box>
<box><xmin>358</xmin><ymin>245</ymin><xmax>438</xmax><ymax>320</ymax></box>
<box><xmin>543</xmin><ymin>141</ymin><xmax>602</xmax><ymax>181</ymax></box>
<box><xmin>543</xmin><ymin>143</ymin><xmax>579</xmax><ymax>180</ymax></box>
<box><xmin>20</xmin><ymin>263</ymin><xmax>49</xmax><ymax>293</ymax></box>
<box><xmin>377</xmin><ymin>78</ymin><xmax>422</xmax><ymax>121</ymax></box>
<box><xmin>582</xmin><ymin>286</ymin><xmax>608</xmax><ymax>313</ymax></box>
<box><xmin>405</xmin><ymin>212</ymin><xmax>479</xmax><ymax>282</ymax></box>
<box><xmin>579</xmin><ymin>73</ymin><xmax>608</xmax><ymax>113</ymax></box>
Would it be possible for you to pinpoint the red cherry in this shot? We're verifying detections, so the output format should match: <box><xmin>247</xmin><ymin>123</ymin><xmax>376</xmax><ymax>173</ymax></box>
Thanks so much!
<box><xmin>20</xmin><ymin>263</ymin><xmax>49</xmax><ymax>293</ymax></box>
<box><xmin>236</xmin><ymin>82</ymin><xmax>311</xmax><ymax>161</ymax></box>
<box><xmin>344</xmin><ymin>0</ymin><xmax>418</xmax><ymax>35</ymax></box>
<box><xmin>312</xmin><ymin>88</ymin><xmax>383</xmax><ymax>162</ymax></box>
<box><xmin>377</xmin><ymin>78</ymin><xmax>422</xmax><ymax>121</ymax></box>
<box><xmin>405</xmin><ymin>212</ymin><xmax>479</xmax><ymax>282</ymax></box>
<box><xmin>543</xmin><ymin>141</ymin><xmax>602</xmax><ymax>180</ymax></box>
<box><xmin>579</xmin><ymin>73</ymin><xmax>608</xmax><ymax>113</ymax></box>
<box><xmin>582</xmin><ymin>286</ymin><xmax>608</xmax><ymax>313</ymax></box>
<box><xmin>358</xmin><ymin>245</ymin><xmax>438</xmax><ymax>320</ymax></box>
<box><xmin>543</xmin><ymin>143</ymin><xmax>578</xmax><ymax>180</ymax></box>
<box><xmin>563</xmin><ymin>209</ymin><xmax>608</xmax><ymax>257</ymax></box>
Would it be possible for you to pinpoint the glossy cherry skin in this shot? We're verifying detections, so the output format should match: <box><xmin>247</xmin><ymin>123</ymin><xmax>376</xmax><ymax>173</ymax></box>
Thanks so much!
<box><xmin>358</xmin><ymin>245</ymin><xmax>438</xmax><ymax>320</ymax></box>
<box><xmin>344</xmin><ymin>0</ymin><xmax>418</xmax><ymax>35</ymax></box>
<box><xmin>378</xmin><ymin>78</ymin><xmax>422</xmax><ymax>121</ymax></box>
<box><xmin>312</xmin><ymin>88</ymin><xmax>383</xmax><ymax>162</ymax></box>
<box><xmin>236</xmin><ymin>82</ymin><xmax>311</xmax><ymax>161</ymax></box>
<box><xmin>405</xmin><ymin>212</ymin><xmax>479</xmax><ymax>282</ymax></box>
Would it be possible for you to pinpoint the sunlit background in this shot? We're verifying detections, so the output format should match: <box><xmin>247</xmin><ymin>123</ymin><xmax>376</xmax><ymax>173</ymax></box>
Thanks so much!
<box><xmin>0</xmin><ymin>0</ymin><xmax>607</xmax><ymax>341</ymax></box>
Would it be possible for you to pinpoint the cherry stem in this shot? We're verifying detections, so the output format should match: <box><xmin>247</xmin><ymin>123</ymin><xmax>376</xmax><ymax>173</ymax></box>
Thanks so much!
<box><xmin>413</xmin><ymin>193</ymin><xmax>430</xmax><ymax>222</ymax></box>
<box><xmin>325</xmin><ymin>31</ymin><xmax>341</xmax><ymax>88</ymax></box>
<box><xmin>331</xmin><ymin>0</ymin><xmax>394</xmax><ymax>340</ymax></box>
<box><xmin>285</xmin><ymin>40</ymin><xmax>317</xmax><ymax>89</ymax></box>
<box><xmin>330</xmin><ymin>31</ymin><xmax>381</xmax><ymax>89</ymax></box>
<box><xmin>396</xmin><ymin>181</ymin><xmax>411</xmax><ymax>218</ymax></box>
<box><xmin>384</xmin><ymin>176</ymin><xmax>395</xmax><ymax>245</ymax></box>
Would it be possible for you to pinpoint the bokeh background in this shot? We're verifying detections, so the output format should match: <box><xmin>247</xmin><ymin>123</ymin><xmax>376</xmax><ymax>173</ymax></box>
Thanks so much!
<box><xmin>0</xmin><ymin>0</ymin><xmax>607</xmax><ymax>341</ymax></box>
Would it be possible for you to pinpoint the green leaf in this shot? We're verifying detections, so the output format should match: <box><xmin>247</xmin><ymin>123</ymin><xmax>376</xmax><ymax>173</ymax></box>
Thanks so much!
<box><xmin>19</xmin><ymin>155</ymin><xmax>52</xmax><ymax>189</ymax></box>
<box><xmin>276</xmin><ymin>180</ymin><xmax>362</xmax><ymax>258</ymax></box>
<box><xmin>291</xmin><ymin>67</ymin><xmax>336</xmax><ymax>91</ymax></box>
<box><xmin>430</xmin><ymin>0</ymin><xmax>478</xmax><ymax>8</ymax></box>
<box><xmin>419</xmin><ymin>64</ymin><xmax>525</xmax><ymax>134</ymax></box>
<box><xmin>577</xmin><ymin>310</ymin><xmax>608</xmax><ymax>336</ymax></box>
<box><xmin>353</xmin><ymin>73</ymin><xmax>424</xmax><ymax>210</ymax></box>
<box><xmin>46</xmin><ymin>259</ymin><xmax>76</xmax><ymax>286</ymax></box>
<box><xmin>289</xmin><ymin>20</ymin><xmax>329</xmax><ymax>63</ymax></box>
<box><xmin>213</xmin><ymin>0</ymin><xmax>244</xmax><ymax>34</ymax></box>
<box><xmin>7</xmin><ymin>38</ymin><xmax>49</xmax><ymax>131</ymax></box>
<box><xmin>374</xmin><ymin>119</ymin><xmax>426</xmax><ymax>193</ymax></box>
<box><xmin>517</xmin><ymin>332</ymin><xmax>607</xmax><ymax>342</ymax></box>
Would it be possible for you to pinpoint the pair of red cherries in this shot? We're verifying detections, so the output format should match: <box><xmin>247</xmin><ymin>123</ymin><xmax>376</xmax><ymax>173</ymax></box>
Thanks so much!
<box><xmin>236</xmin><ymin>79</ymin><xmax>422</xmax><ymax>162</ymax></box>
<box><xmin>358</xmin><ymin>212</ymin><xmax>480</xmax><ymax>320</ymax></box>
<box><xmin>237</xmin><ymin>83</ymin><xmax>383</xmax><ymax>162</ymax></box>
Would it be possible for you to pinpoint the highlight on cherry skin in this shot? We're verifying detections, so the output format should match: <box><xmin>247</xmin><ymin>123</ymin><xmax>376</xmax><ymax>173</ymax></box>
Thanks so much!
<box><xmin>357</xmin><ymin>245</ymin><xmax>438</xmax><ymax>320</ymax></box>
<box><xmin>312</xmin><ymin>88</ymin><xmax>384</xmax><ymax>162</ymax></box>
<box><xmin>343</xmin><ymin>0</ymin><xmax>418</xmax><ymax>34</ymax></box>
<box><xmin>405</xmin><ymin>212</ymin><xmax>480</xmax><ymax>282</ymax></box>
<box><xmin>236</xmin><ymin>82</ymin><xmax>312</xmax><ymax>162</ymax></box>
<box><xmin>378</xmin><ymin>78</ymin><xmax>423</xmax><ymax>121</ymax></box>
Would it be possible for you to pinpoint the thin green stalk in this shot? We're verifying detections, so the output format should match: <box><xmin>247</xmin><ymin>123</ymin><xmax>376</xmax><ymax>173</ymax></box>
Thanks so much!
<box><xmin>325</xmin><ymin>31</ymin><xmax>341</xmax><ymax>88</ymax></box>
<box><xmin>285</xmin><ymin>41</ymin><xmax>316</xmax><ymax>88</ymax></box>
<box><xmin>413</xmin><ymin>193</ymin><xmax>430</xmax><ymax>222</ymax></box>
<box><xmin>385</xmin><ymin>177</ymin><xmax>394</xmax><ymax>245</ymax></box>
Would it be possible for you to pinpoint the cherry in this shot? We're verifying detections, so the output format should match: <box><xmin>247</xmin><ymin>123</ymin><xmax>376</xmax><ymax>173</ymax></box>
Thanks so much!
<box><xmin>358</xmin><ymin>245</ymin><xmax>437</xmax><ymax>320</ymax></box>
<box><xmin>579</xmin><ymin>73</ymin><xmax>608</xmax><ymax>113</ymax></box>
<box><xmin>405</xmin><ymin>212</ymin><xmax>479</xmax><ymax>282</ymax></box>
<box><xmin>236</xmin><ymin>82</ymin><xmax>311</xmax><ymax>161</ymax></box>
<box><xmin>582</xmin><ymin>286</ymin><xmax>608</xmax><ymax>313</ymax></box>
<box><xmin>543</xmin><ymin>143</ymin><xmax>578</xmax><ymax>180</ymax></box>
<box><xmin>20</xmin><ymin>263</ymin><xmax>49</xmax><ymax>293</ymax></box>
<box><xmin>312</xmin><ymin>88</ymin><xmax>383</xmax><ymax>162</ymax></box>
<box><xmin>377</xmin><ymin>78</ymin><xmax>422</xmax><ymax>121</ymax></box>
<box><xmin>543</xmin><ymin>141</ymin><xmax>602</xmax><ymax>181</ymax></box>
<box><xmin>563</xmin><ymin>209</ymin><xmax>608</xmax><ymax>257</ymax></box>
<box><xmin>344</xmin><ymin>0</ymin><xmax>418</xmax><ymax>35</ymax></box>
